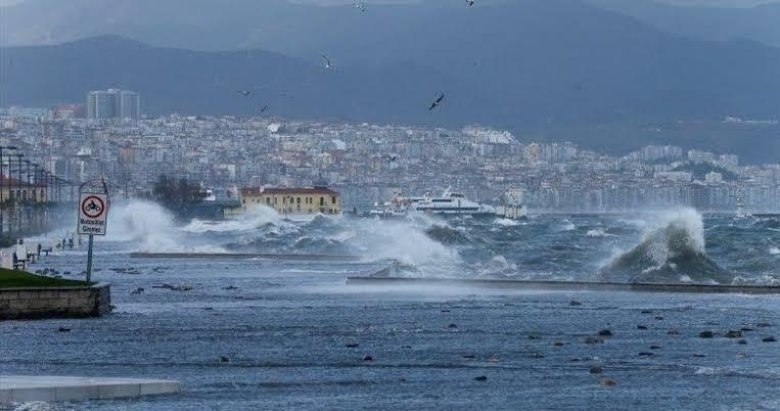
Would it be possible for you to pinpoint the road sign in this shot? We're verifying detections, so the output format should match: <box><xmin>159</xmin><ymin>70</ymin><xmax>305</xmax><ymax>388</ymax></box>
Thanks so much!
<box><xmin>78</xmin><ymin>193</ymin><xmax>109</xmax><ymax>236</ymax></box>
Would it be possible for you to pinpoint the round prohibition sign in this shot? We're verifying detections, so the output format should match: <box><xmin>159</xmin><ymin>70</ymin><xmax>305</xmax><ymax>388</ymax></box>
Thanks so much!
<box><xmin>81</xmin><ymin>195</ymin><xmax>105</xmax><ymax>219</ymax></box>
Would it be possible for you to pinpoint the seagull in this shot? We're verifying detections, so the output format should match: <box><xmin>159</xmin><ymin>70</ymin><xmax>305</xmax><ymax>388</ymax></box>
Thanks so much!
<box><xmin>354</xmin><ymin>1</ymin><xmax>366</xmax><ymax>12</ymax></box>
<box><xmin>236</xmin><ymin>90</ymin><xmax>252</xmax><ymax>97</ymax></box>
<box><xmin>466</xmin><ymin>0</ymin><xmax>475</xmax><ymax>6</ymax></box>
<box><xmin>428</xmin><ymin>93</ymin><xmax>445</xmax><ymax>111</ymax></box>
<box><xmin>321</xmin><ymin>54</ymin><xmax>333</xmax><ymax>70</ymax></box>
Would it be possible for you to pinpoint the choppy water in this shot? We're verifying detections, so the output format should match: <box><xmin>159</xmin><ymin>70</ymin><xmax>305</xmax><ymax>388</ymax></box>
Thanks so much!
<box><xmin>104</xmin><ymin>201</ymin><xmax>780</xmax><ymax>284</ymax></box>
<box><xmin>2</xmin><ymin>201</ymin><xmax>780</xmax><ymax>410</ymax></box>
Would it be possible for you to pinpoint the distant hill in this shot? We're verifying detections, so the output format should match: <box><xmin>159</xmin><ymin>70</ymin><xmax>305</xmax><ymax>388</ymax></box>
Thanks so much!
<box><xmin>588</xmin><ymin>0</ymin><xmax>780</xmax><ymax>48</ymax></box>
<box><xmin>3</xmin><ymin>0</ymin><xmax>780</xmax><ymax>162</ymax></box>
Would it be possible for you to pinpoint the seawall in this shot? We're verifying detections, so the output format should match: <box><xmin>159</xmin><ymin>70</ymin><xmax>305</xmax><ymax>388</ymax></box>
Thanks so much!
<box><xmin>0</xmin><ymin>282</ymin><xmax>111</xmax><ymax>320</ymax></box>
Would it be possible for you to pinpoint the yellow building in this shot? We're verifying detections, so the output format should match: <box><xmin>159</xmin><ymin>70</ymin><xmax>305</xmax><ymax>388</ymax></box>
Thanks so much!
<box><xmin>240</xmin><ymin>186</ymin><xmax>340</xmax><ymax>216</ymax></box>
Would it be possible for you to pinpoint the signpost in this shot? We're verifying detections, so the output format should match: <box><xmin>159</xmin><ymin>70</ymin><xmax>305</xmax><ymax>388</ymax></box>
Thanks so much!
<box><xmin>78</xmin><ymin>179</ymin><xmax>109</xmax><ymax>282</ymax></box>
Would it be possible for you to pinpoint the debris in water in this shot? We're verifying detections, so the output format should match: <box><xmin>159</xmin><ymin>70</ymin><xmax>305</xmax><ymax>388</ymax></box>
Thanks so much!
<box><xmin>599</xmin><ymin>378</ymin><xmax>617</xmax><ymax>387</ymax></box>
<box><xmin>153</xmin><ymin>283</ymin><xmax>193</xmax><ymax>292</ymax></box>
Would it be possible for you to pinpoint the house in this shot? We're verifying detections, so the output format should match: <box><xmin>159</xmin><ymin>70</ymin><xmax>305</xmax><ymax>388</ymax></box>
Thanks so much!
<box><xmin>240</xmin><ymin>186</ymin><xmax>340</xmax><ymax>216</ymax></box>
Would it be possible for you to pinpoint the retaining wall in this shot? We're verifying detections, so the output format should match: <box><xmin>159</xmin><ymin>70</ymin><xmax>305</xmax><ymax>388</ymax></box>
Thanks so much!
<box><xmin>0</xmin><ymin>282</ymin><xmax>111</xmax><ymax>320</ymax></box>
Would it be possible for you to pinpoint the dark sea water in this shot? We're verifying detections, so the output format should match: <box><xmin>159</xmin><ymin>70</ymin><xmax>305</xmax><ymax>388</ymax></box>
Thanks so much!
<box><xmin>1</xmin><ymin>201</ymin><xmax>779</xmax><ymax>410</ymax></box>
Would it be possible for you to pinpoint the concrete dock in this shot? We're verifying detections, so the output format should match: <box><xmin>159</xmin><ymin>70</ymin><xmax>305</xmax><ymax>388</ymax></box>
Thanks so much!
<box><xmin>130</xmin><ymin>252</ymin><xmax>361</xmax><ymax>261</ymax></box>
<box><xmin>346</xmin><ymin>276</ymin><xmax>780</xmax><ymax>294</ymax></box>
<box><xmin>0</xmin><ymin>376</ymin><xmax>180</xmax><ymax>403</ymax></box>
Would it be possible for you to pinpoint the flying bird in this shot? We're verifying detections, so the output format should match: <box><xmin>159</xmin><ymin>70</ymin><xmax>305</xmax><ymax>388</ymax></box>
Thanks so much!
<box><xmin>428</xmin><ymin>93</ymin><xmax>445</xmax><ymax>111</ymax></box>
<box><xmin>321</xmin><ymin>54</ymin><xmax>333</xmax><ymax>70</ymax></box>
<box><xmin>466</xmin><ymin>0</ymin><xmax>475</xmax><ymax>6</ymax></box>
<box><xmin>354</xmin><ymin>1</ymin><xmax>366</xmax><ymax>12</ymax></box>
<box><xmin>236</xmin><ymin>90</ymin><xmax>252</xmax><ymax>97</ymax></box>
<box><xmin>259</xmin><ymin>105</ymin><xmax>269</xmax><ymax>115</ymax></box>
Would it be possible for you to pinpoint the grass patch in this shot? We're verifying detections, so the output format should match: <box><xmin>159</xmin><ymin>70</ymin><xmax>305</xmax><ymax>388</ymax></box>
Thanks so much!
<box><xmin>0</xmin><ymin>268</ymin><xmax>92</xmax><ymax>288</ymax></box>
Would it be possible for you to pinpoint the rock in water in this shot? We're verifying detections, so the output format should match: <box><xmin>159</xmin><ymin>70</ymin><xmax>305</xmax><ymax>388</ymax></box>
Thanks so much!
<box><xmin>724</xmin><ymin>330</ymin><xmax>742</xmax><ymax>339</ymax></box>
<box><xmin>599</xmin><ymin>378</ymin><xmax>617</xmax><ymax>387</ymax></box>
<box><xmin>363</xmin><ymin>355</ymin><xmax>374</xmax><ymax>361</ymax></box>
<box><xmin>584</xmin><ymin>336</ymin><xmax>604</xmax><ymax>344</ymax></box>
<box><xmin>424</xmin><ymin>225</ymin><xmax>469</xmax><ymax>245</ymax></box>
<box><xmin>597</xmin><ymin>329</ymin><xmax>613</xmax><ymax>337</ymax></box>
<box><xmin>699</xmin><ymin>331</ymin><xmax>714</xmax><ymax>338</ymax></box>
<box><xmin>219</xmin><ymin>356</ymin><xmax>230</xmax><ymax>363</ymax></box>
<box><xmin>474</xmin><ymin>376</ymin><xmax>488</xmax><ymax>382</ymax></box>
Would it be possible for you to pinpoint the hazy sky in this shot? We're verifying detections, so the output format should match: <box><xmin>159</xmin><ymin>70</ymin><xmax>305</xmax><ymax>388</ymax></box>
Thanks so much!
<box><xmin>2</xmin><ymin>0</ymin><xmax>780</xmax><ymax>6</ymax></box>
<box><xmin>2</xmin><ymin>0</ymin><xmax>780</xmax><ymax>7</ymax></box>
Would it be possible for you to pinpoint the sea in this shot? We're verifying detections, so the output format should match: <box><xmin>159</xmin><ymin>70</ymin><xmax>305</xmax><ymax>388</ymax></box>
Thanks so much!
<box><xmin>1</xmin><ymin>201</ymin><xmax>779</xmax><ymax>410</ymax></box>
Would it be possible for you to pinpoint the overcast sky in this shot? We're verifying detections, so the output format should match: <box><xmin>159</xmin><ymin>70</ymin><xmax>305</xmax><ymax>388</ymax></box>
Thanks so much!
<box><xmin>2</xmin><ymin>0</ymin><xmax>779</xmax><ymax>7</ymax></box>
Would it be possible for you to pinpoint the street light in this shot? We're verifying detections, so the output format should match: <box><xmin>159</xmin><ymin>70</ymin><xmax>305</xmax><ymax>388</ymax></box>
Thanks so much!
<box><xmin>32</xmin><ymin>164</ymin><xmax>40</xmax><ymax>203</ymax></box>
<box><xmin>12</xmin><ymin>153</ymin><xmax>23</xmax><ymax>204</ymax></box>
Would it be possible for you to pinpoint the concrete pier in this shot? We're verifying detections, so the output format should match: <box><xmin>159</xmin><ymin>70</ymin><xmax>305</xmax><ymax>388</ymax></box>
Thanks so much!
<box><xmin>0</xmin><ymin>376</ymin><xmax>180</xmax><ymax>403</ymax></box>
<box><xmin>346</xmin><ymin>276</ymin><xmax>780</xmax><ymax>294</ymax></box>
<box><xmin>130</xmin><ymin>252</ymin><xmax>361</xmax><ymax>261</ymax></box>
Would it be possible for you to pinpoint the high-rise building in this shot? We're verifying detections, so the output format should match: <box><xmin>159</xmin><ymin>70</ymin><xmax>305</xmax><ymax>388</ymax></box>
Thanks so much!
<box><xmin>86</xmin><ymin>89</ymin><xmax>141</xmax><ymax>120</ymax></box>
<box><xmin>118</xmin><ymin>90</ymin><xmax>140</xmax><ymax>119</ymax></box>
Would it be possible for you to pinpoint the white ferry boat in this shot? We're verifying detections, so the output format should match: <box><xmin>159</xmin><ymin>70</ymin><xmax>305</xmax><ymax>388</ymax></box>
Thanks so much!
<box><xmin>370</xmin><ymin>188</ymin><xmax>526</xmax><ymax>218</ymax></box>
<box><xmin>411</xmin><ymin>189</ymin><xmax>495</xmax><ymax>215</ymax></box>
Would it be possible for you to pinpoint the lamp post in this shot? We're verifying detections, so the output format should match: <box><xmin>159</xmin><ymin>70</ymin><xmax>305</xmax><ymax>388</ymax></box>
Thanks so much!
<box><xmin>12</xmin><ymin>153</ymin><xmax>23</xmax><ymax>204</ymax></box>
<box><xmin>32</xmin><ymin>164</ymin><xmax>40</xmax><ymax>203</ymax></box>
<box><xmin>23</xmin><ymin>159</ymin><xmax>31</xmax><ymax>203</ymax></box>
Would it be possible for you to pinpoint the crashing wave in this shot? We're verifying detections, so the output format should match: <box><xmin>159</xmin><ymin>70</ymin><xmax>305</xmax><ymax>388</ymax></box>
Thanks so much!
<box><xmin>598</xmin><ymin>208</ymin><xmax>733</xmax><ymax>284</ymax></box>
<box><xmin>424</xmin><ymin>224</ymin><xmax>470</xmax><ymax>245</ymax></box>
<box><xmin>585</xmin><ymin>228</ymin><xmax>613</xmax><ymax>238</ymax></box>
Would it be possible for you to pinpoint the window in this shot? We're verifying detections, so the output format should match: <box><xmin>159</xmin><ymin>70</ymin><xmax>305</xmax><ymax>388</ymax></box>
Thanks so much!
<box><xmin>320</xmin><ymin>197</ymin><xmax>324</xmax><ymax>206</ymax></box>
<box><xmin>331</xmin><ymin>196</ymin><xmax>336</xmax><ymax>204</ymax></box>
<box><xmin>297</xmin><ymin>197</ymin><xmax>301</xmax><ymax>204</ymax></box>
<box><xmin>266</xmin><ymin>198</ymin><xmax>271</xmax><ymax>205</ymax></box>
